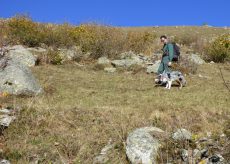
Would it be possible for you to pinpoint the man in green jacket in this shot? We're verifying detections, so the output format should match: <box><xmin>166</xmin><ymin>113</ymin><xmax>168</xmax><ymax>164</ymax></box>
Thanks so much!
<box><xmin>157</xmin><ymin>35</ymin><xmax>174</xmax><ymax>74</ymax></box>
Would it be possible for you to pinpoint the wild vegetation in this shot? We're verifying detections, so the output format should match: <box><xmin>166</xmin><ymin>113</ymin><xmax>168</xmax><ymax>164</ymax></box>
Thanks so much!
<box><xmin>0</xmin><ymin>16</ymin><xmax>230</xmax><ymax>62</ymax></box>
<box><xmin>0</xmin><ymin>63</ymin><xmax>229</xmax><ymax>163</ymax></box>
<box><xmin>0</xmin><ymin>16</ymin><xmax>229</xmax><ymax>163</ymax></box>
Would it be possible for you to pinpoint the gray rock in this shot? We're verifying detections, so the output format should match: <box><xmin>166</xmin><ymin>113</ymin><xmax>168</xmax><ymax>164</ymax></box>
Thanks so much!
<box><xmin>210</xmin><ymin>61</ymin><xmax>215</xmax><ymax>64</ymax></box>
<box><xmin>27</xmin><ymin>47</ymin><xmax>47</xmax><ymax>57</ymax></box>
<box><xmin>104</xmin><ymin>67</ymin><xmax>116</xmax><ymax>73</ymax></box>
<box><xmin>146</xmin><ymin>60</ymin><xmax>161</xmax><ymax>74</ymax></box>
<box><xmin>208</xmin><ymin>154</ymin><xmax>225</xmax><ymax>164</ymax></box>
<box><xmin>111</xmin><ymin>59</ymin><xmax>140</xmax><ymax>68</ymax></box>
<box><xmin>172</xmin><ymin>129</ymin><xmax>192</xmax><ymax>141</ymax></box>
<box><xmin>93</xmin><ymin>139</ymin><xmax>114</xmax><ymax>164</ymax></box>
<box><xmin>181</xmin><ymin>149</ymin><xmax>188</xmax><ymax>162</ymax></box>
<box><xmin>8</xmin><ymin>45</ymin><xmax>37</xmax><ymax>67</ymax></box>
<box><xmin>0</xmin><ymin>58</ymin><xmax>43</xmax><ymax>96</ymax></box>
<box><xmin>59</xmin><ymin>46</ymin><xmax>83</xmax><ymax>62</ymax></box>
<box><xmin>126</xmin><ymin>127</ymin><xmax>164</xmax><ymax>164</ymax></box>
<box><xmin>188</xmin><ymin>54</ymin><xmax>205</xmax><ymax>65</ymax></box>
<box><xmin>0</xmin><ymin>160</ymin><xmax>10</xmax><ymax>164</ymax></box>
<box><xmin>201</xmin><ymin>149</ymin><xmax>209</xmax><ymax>159</ymax></box>
<box><xmin>112</xmin><ymin>51</ymin><xmax>145</xmax><ymax>68</ymax></box>
<box><xmin>119</xmin><ymin>51</ymin><xmax>136</xmax><ymax>59</ymax></box>
<box><xmin>0</xmin><ymin>115</ymin><xmax>16</xmax><ymax>127</ymax></box>
<box><xmin>0</xmin><ymin>109</ymin><xmax>11</xmax><ymax>114</ymax></box>
<box><xmin>98</xmin><ymin>57</ymin><xmax>110</xmax><ymax>65</ymax></box>
<box><xmin>193</xmin><ymin>149</ymin><xmax>201</xmax><ymax>158</ymax></box>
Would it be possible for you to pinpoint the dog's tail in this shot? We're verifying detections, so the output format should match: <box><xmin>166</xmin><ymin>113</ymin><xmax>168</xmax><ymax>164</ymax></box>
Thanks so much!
<box><xmin>179</xmin><ymin>75</ymin><xmax>187</xmax><ymax>87</ymax></box>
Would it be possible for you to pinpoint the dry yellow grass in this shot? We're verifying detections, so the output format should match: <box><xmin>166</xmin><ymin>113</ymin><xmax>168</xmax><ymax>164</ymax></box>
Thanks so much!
<box><xmin>0</xmin><ymin>62</ymin><xmax>229</xmax><ymax>163</ymax></box>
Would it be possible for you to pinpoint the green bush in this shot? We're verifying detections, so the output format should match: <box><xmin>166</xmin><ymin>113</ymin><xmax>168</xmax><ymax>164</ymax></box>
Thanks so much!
<box><xmin>5</xmin><ymin>16</ymin><xmax>157</xmax><ymax>60</ymax></box>
<box><xmin>8</xmin><ymin>15</ymin><xmax>42</xmax><ymax>47</ymax></box>
<box><xmin>205</xmin><ymin>34</ymin><xmax>230</xmax><ymax>62</ymax></box>
<box><xmin>47</xmin><ymin>49</ymin><xmax>63</xmax><ymax>65</ymax></box>
<box><xmin>40</xmin><ymin>23</ymin><xmax>76</xmax><ymax>47</ymax></box>
<box><xmin>173</xmin><ymin>34</ymin><xmax>199</xmax><ymax>46</ymax></box>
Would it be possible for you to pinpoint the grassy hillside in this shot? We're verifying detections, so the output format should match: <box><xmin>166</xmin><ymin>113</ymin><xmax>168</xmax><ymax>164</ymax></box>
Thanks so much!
<box><xmin>0</xmin><ymin>16</ymin><xmax>229</xmax><ymax>163</ymax></box>
<box><xmin>0</xmin><ymin>62</ymin><xmax>229</xmax><ymax>163</ymax></box>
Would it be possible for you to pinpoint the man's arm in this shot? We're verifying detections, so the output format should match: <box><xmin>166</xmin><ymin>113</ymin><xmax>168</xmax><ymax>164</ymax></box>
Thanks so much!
<box><xmin>168</xmin><ymin>44</ymin><xmax>174</xmax><ymax>61</ymax></box>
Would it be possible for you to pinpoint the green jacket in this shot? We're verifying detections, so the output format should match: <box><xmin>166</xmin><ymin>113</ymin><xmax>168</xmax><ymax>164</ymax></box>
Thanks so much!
<box><xmin>162</xmin><ymin>43</ymin><xmax>174</xmax><ymax>62</ymax></box>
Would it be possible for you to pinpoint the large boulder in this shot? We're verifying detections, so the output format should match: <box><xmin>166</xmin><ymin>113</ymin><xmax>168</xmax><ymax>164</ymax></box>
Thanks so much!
<box><xmin>126</xmin><ymin>127</ymin><xmax>164</xmax><ymax>164</ymax></box>
<box><xmin>97</xmin><ymin>57</ymin><xmax>110</xmax><ymax>65</ymax></box>
<box><xmin>58</xmin><ymin>46</ymin><xmax>83</xmax><ymax>62</ymax></box>
<box><xmin>112</xmin><ymin>51</ymin><xmax>146</xmax><ymax>68</ymax></box>
<box><xmin>111</xmin><ymin>59</ymin><xmax>138</xmax><ymax>67</ymax></box>
<box><xmin>188</xmin><ymin>54</ymin><xmax>205</xmax><ymax>65</ymax></box>
<box><xmin>0</xmin><ymin>57</ymin><xmax>43</xmax><ymax>96</ymax></box>
<box><xmin>27</xmin><ymin>47</ymin><xmax>47</xmax><ymax>57</ymax></box>
<box><xmin>8</xmin><ymin>45</ymin><xmax>37</xmax><ymax>67</ymax></box>
<box><xmin>146</xmin><ymin>60</ymin><xmax>161</xmax><ymax>74</ymax></box>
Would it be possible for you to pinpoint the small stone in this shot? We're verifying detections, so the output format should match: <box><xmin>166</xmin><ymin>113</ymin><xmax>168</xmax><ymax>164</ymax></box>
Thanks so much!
<box><xmin>93</xmin><ymin>139</ymin><xmax>114</xmax><ymax>164</ymax></box>
<box><xmin>210</xmin><ymin>61</ymin><xmax>215</xmax><ymax>64</ymax></box>
<box><xmin>104</xmin><ymin>67</ymin><xmax>116</xmax><ymax>73</ymax></box>
<box><xmin>97</xmin><ymin>57</ymin><xmax>110</xmax><ymax>65</ymax></box>
<box><xmin>181</xmin><ymin>149</ymin><xmax>188</xmax><ymax>162</ymax></box>
<box><xmin>0</xmin><ymin>159</ymin><xmax>10</xmax><ymax>164</ymax></box>
<box><xmin>172</xmin><ymin>129</ymin><xmax>192</xmax><ymax>141</ymax></box>
<box><xmin>0</xmin><ymin>115</ymin><xmax>16</xmax><ymax>127</ymax></box>
<box><xmin>199</xmin><ymin>137</ymin><xmax>208</xmax><ymax>142</ymax></box>
<box><xmin>193</xmin><ymin>149</ymin><xmax>201</xmax><ymax>158</ymax></box>
<box><xmin>0</xmin><ymin>109</ymin><xmax>11</xmax><ymax>114</ymax></box>
<box><xmin>200</xmin><ymin>149</ymin><xmax>209</xmax><ymax>159</ymax></box>
<box><xmin>209</xmin><ymin>154</ymin><xmax>224</xmax><ymax>163</ymax></box>
<box><xmin>54</xmin><ymin>142</ymin><xmax>59</xmax><ymax>146</ymax></box>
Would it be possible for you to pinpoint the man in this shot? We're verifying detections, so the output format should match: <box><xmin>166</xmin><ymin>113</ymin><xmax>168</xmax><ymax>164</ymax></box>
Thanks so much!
<box><xmin>157</xmin><ymin>35</ymin><xmax>174</xmax><ymax>74</ymax></box>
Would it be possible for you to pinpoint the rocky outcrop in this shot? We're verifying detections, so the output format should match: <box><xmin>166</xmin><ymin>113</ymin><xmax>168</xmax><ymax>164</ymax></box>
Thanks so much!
<box><xmin>104</xmin><ymin>67</ymin><xmax>116</xmax><ymax>73</ymax></box>
<box><xmin>172</xmin><ymin>128</ymin><xmax>192</xmax><ymax>141</ymax></box>
<box><xmin>97</xmin><ymin>57</ymin><xmax>110</xmax><ymax>65</ymax></box>
<box><xmin>112</xmin><ymin>51</ymin><xmax>147</xmax><ymax>68</ymax></box>
<box><xmin>126</xmin><ymin>127</ymin><xmax>164</xmax><ymax>164</ymax></box>
<box><xmin>188</xmin><ymin>54</ymin><xmax>205</xmax><ymax>65</ymax></box>
<box><xmin>93</xmin><ymin>139</ymin><xmax>114</xmax><ymax>164</ymax></box>
<box><xmin>146</xmin><ymin>60</ymin><xmax>161</xmax><ymax>74</ymax></box>
<box><xmin>58</xmin><ymin>46</ymin><xmax>83</xmax><ymax>62</ymax></box>
<box><xmin>8</xmin><ymin>45</ymin><xmax>37</xmax><ymax>67</ymax></box>
<box><xmin>0</xmin><ymin>57</ymin><xmax>43</xmax><ymax>96</ymax></box>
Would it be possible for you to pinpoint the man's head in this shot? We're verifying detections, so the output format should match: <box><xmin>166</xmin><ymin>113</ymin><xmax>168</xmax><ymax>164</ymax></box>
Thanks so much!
<box><xmin>160</xmin><ymin>35</ymin><xmax>168</xmax><ymax>44</ymax></box>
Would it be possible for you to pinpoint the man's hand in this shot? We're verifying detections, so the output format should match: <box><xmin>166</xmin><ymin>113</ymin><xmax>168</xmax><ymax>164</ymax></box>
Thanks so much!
<box><xmin>168</xmin><ymin>62</ymin><xmax>172</xmax><ymax>66</ymax></box>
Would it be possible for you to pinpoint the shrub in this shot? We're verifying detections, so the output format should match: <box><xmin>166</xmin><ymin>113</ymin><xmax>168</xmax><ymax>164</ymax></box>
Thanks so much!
<box><xmin>125</xmin><ymin>31</ymin><xmax>156</xmax><ymax>55</ymax></box>
<box><xmin>40</xmin><ymin>23</ymin><xmax>76</xmax><ymax>47</ymax></box>
<box><xmin>71</xmin><ymin>24</ymin><xmax>126</xmax><ymax>59</ymax></box>
<box><xmin>46</xmin><ymin>49</ymin><xmax>63</xmax><ymax>65</ymax></box>
<box><xmin>171</xmin><ymin>56</ymin><xmax>198</xmax><ymax>74</ymax></box>
<box><xmin>8</xmin><ymin>15</ymin><xmax>42</xmax><ymax>47</ymax></box>
<box><xmin>204</xmin><ymin>34</ymin><xmax>230</xmax><ymax>62</ymax></box>
<box><xmin>173</xmin><ymin>34</ymin><xmax>199</xmax><ymax>46</ymax></box>
<box><xmin>3</xmin><ymin>17</ymin><xmax>157</xmax><ymax>60</ymax></box>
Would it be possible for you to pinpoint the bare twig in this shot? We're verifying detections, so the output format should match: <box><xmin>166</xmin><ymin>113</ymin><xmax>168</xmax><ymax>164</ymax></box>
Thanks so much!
<box><xmin>218</xmin><ymin>66</ymin><xmax>230</xmax><ymax>93</ymax></box>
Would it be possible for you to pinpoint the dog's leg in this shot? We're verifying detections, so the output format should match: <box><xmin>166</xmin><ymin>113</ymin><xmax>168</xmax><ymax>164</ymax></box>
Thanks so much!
<box><xmin>179</xmin><ymin>82</ymin><xmax>183</xmax><ymax>89</ymax></box>
<box><xmin>168</xmin><ymin>80</ymin><xmax>172</xmax><ymax>89</ymax></box>
<box><xmin>165</xmin><ymin>82</ymin><xmax>169</xmax><ymax>89</ymax></box>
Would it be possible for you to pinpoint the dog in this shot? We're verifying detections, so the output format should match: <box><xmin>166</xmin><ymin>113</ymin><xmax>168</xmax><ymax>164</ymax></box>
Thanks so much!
<box><xmin>155</xmin><ymin>71</ymin><xmax>186</xmax><ymax>89</ymax></box>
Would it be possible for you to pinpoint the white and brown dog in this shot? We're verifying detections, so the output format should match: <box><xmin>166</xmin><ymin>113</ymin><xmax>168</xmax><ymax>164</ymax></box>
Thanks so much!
<box><xmin>155</xmin><ymin>71</ymin><xmax>186</xmax><ymax>89</ymax></box>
